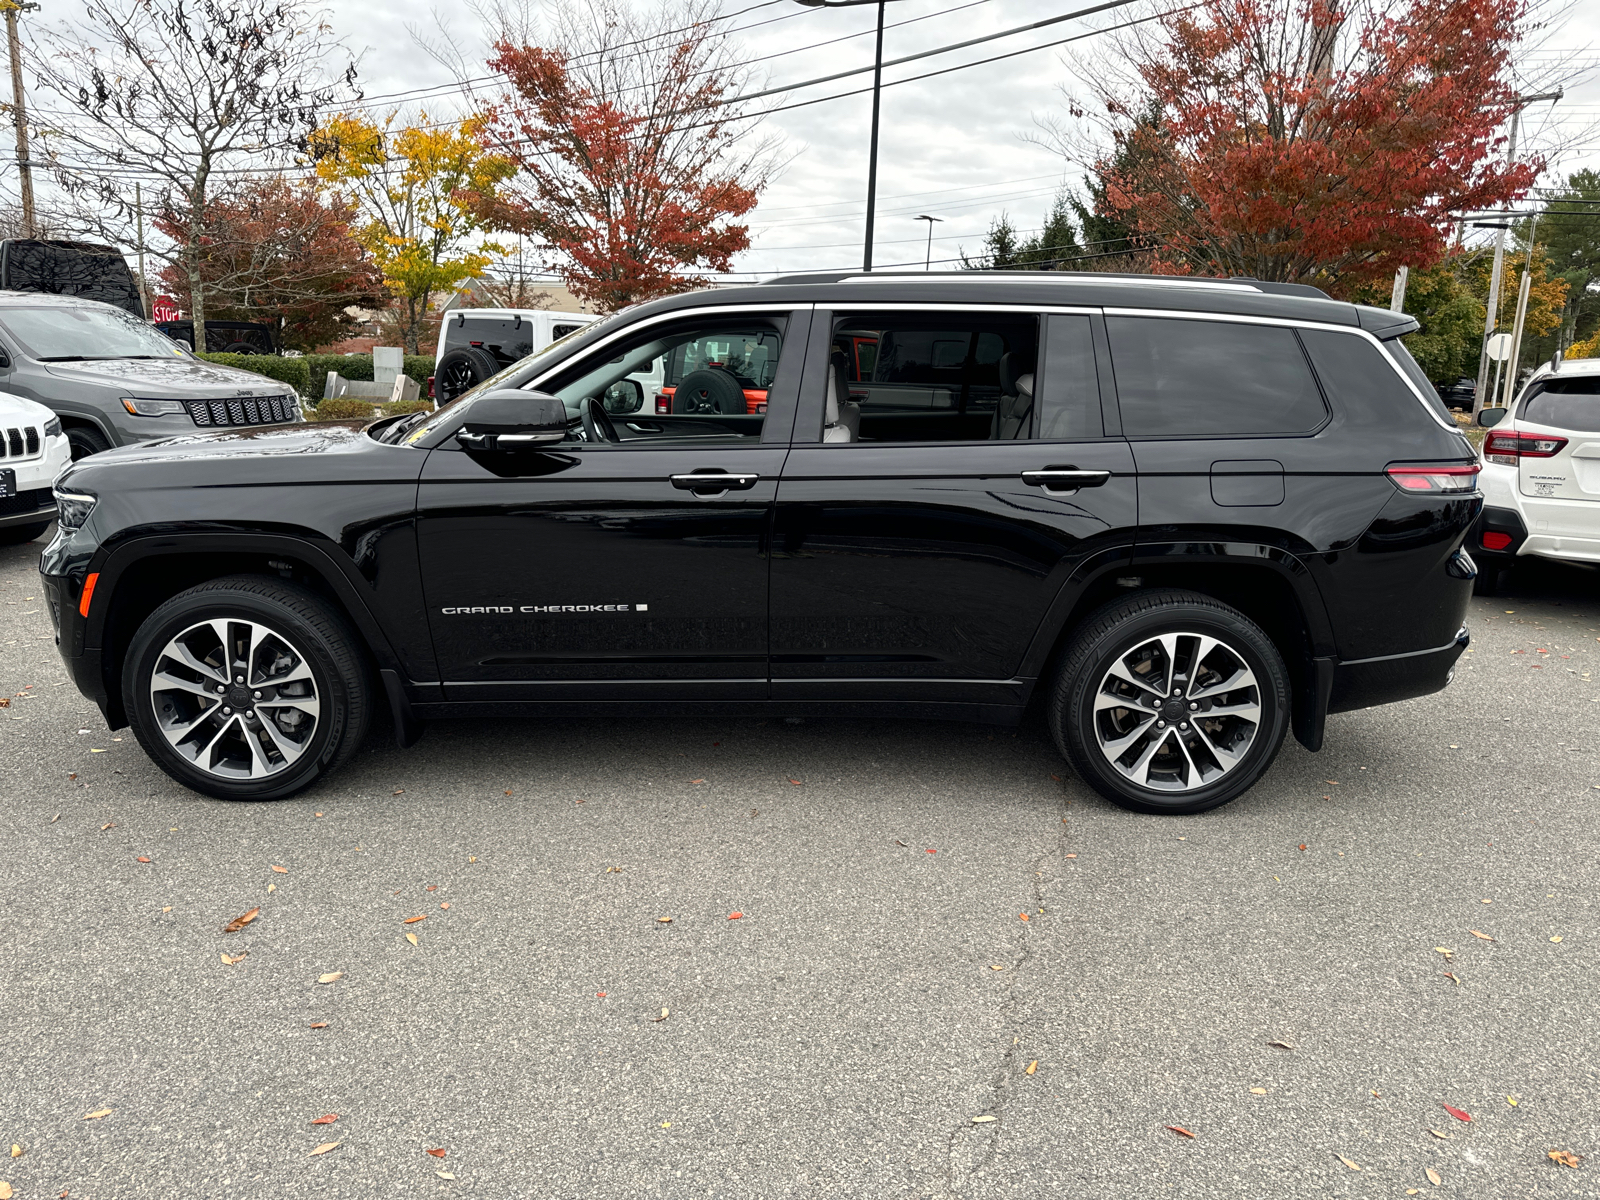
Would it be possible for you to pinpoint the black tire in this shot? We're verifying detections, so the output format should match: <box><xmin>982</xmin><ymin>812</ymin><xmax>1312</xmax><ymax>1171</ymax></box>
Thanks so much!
<box><xmin>221</xmin><ymin>341</ymin><xmax>260</xmax><ymax>355</ymax></box>
<box><xmin>674</xmin><ymin>367</ymin><xmax>746</xmax><ymax>414</ymax></box>
<box><xmin>436</xmin><ymin>347</ymin><xmax>503</xmax><ymax>402</ymax></box>
<box><xmin>0</xmin><ymin>521</ymin><xmax>50</xmax><ymax>545</ymax></box>
<box><xmin>122</xmin><ymin>575</ymin><xmax>371</xmax><ymax>801</ymax></box>
<box><xmin>66</xmin><ymin>425</ymin><xmax>111</xmax><ymax>460</ymax></box>
<box><xmin>1050</xmin><ymin>589</ymin><xmax>1290</xmax><ymax>815</ymax></box>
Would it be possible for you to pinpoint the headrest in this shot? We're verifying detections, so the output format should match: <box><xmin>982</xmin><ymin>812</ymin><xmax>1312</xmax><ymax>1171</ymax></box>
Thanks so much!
<box><xmin>827</xmin><ymin>351</ymin><xmax>849</xmax><ymax>424</ymax></box>
<box><xmin>1017</xmin><ymin>373</ymin><xmax>1034</xmax><ymax>401</ymax></box>
<box><xmin>997</xmin><ymin>351</ymin><xmax>1020</xmax><ymax>396</ymax></box>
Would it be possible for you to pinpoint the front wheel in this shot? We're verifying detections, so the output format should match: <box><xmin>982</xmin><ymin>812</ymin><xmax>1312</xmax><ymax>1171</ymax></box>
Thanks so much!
<box><xmin>123</xmin><ymin>576</ymin><xmax>371</xmax><ymax>801</ymax></box>
<box><xmin>1050</xmin><ymin>590</ymin><xmax>1290</xmax><ymax>815</ymax></box>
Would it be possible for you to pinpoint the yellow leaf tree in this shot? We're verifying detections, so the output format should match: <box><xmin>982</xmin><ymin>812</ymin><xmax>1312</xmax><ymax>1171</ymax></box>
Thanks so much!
<box><xmin>312</xmin><ymin>113</ymin><xmax>514</xmax><ymax>351</ymax></box>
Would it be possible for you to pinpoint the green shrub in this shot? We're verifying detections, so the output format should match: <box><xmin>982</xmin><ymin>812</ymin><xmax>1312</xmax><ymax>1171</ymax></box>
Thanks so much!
<box><xmin>195</xmin><ymin>353</ymin><xmax>310</xmax><ymax>394</ymax></box>
<box><xmin>403</xmin><ymin>355</ymin><xmax>434</xmax><ymax>390</ymax></box>
<box><xmin>300</xmin><ymin>353</ymin><xmax>437</xmax><ymax>399</ymax></box>
<box><xmin>310</xmin><ymin>397</ymin><xmax>383</xmax><ymax>422</ymax></box>
<box><xmin>385</xmin><ymin>399</ymin><xmax>432</xmax><ymax>416</ymax></box>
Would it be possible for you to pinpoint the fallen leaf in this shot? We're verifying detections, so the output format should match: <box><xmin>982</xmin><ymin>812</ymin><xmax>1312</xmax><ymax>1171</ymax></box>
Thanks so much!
<box><xmin>440</xmin><ymin>902</ymin><xmax>450</xmax><ymax>910</ymax></box>
<box><xmin>469</xmin><ymin>856</ymin><xmax>477</xmax><ymax>863</ymax></box>
<box><xmin>136</xmin><ymin>855</ymin><xmax>151</xmax><ymax>863</ymax></box>
<box><xmin>309</xmin><ymin>1022</ymin><xmax>329</xmax><ymax>1029</ymax></box>
<box><xmin>223</xmin><ymin>907</ymin><xmax>261</xmax><ymax>933</ymax></box>
<box><xmin>971</xmin><ymin>1115</ymin><xmax>997</xmax><ymax>1124</ymax></box>
<box><xmin>1064</xmin><ymin>852</ymin><xmax>1078</xmax><ymax>859</ymax></box>
<box><xmin>425</xmin><ymin>1148</ymin><xmax>447</xmax><ymax>1158</ymax></box>
<box><xmin>9</xmin><ymin>1145</ymin><xmax>20</xmax><ymax>1157</ymax></box>
<box><xmin>161</xmin><ymin>906</ymin><xmax>172</xmax><ymax>913</ymax></box>
<box><xmin>1371</xmin><ymin>1090</ymin><xmax>1383</xmax><ymax>1099</ymax></box>
<box><xmin>50</xmin><ymin>813</ymin><xmax>60</xmax><ymax>822</ymax></box>
<box><xmin>89</xmin><ymin>748</ymin><xmax>107</xmax><ymax>753</ymax></box>
<box><xmin>504</xmin><ymin>789</ymin><xmax>511</xmax><ymax>795</ymax></box>
<box><xmin>894</xmin><ymin>839</ymin><xmax>907</xmax><ymax>846</ymax></box>
<box><xmin>220</xmin><ymin>952</ymin><xmax>248</xmax><ymax>965</ymax></box>
<box><xmin>0</xmin><ymin>1182</ymin><xmax>10</xmax><ymax>1199</ymax></box>
<box><xmin>1407</xmin><ymin>1191</ymin><xmax>1421</xmax><ymax>1196</ymax></box>
<box><xmin>1428</xmin><ymin>1130</ymin><xmax>1452</xmax><ymax>1139</ymax></box>
<box><xmin>311</xmin><ymin>1114</ymin><xmax>338</xmax><ymax>1125</ymax></box>
<box><xmin>1250</xmin><ymin>1088</ymin><xmax>1268</xmax><ymax>1095</ymax></box>
<box><xmin>690</xmin><ymin>778</ymin><xmax>705</xmax><ymax>785</ymax></box>
<box><xmin>1268</xmin><ymin>1040</ymin><xmax>1294</xmax><ymax>1050</ymax></box>
<box><xmin>317</xmin><ymin>972</ymin><xmax>343</xmax><ymax>984</ymax></box>
<box><xmin>83</xmin><ymin>1109</ymin><xmax>112</xmax><ymax>1120</ymax></box>
<box><xmin>1548</xmin><ymin>1150</ymin><xmax>1582</xmax><ymax>1168</ymax></box>
<box><xmin>925</xmin><ymin>848</ymin><xmax>937</xmax><ymax>854</ymax></box>
<box><xmin>315</xmin><ymin>812</ymin><xmax>323</xmax><ymax>817</ymax></box>
<box><xmin>1443</xmin><ymin>971</ymin><xmax>1460</xmax><ymax>986</ymax></box>
<box><xmin>270</xmin><ymin>865</ymin><xmax>288</xmax><ymax>874</ymax></box>
<box><xmin>392</xmin><ymin>788</ymin><xmax>405</xmax><ymax>795</ymax></box>
<box><xmin>308</xmin><ymin>1141</ymin><xmax>340</xmax><ymax>1156</ymax></box>
<box><xmin>1165</xmin><ymin>1125</ymin><xmax>1195</xmax><ymax>1138</ymax></box>
<box><xmin>100</xmin><ymin>822</ymin><xmax>113</xmax><ymax>831</ymax></box>
<box><xmin>1336</xmin><ymin>1154</ymin><xmax>1361</xmax><ymax>1170</ymax></box>
<box><xmin>657</xmin><ymin>917</ymin><xmax>673</xmax><ymax>924</ymax></box>
<box><xmin>990</xmin><ymin>965</ymin><xmax>1004</xmax><ymax>971</ymax></box>
<box><xmin>1442</xmin><ymin>1103</ymin><xmax>1472</xmax><ymax>1122</ymax></box>
<box><xmin>728</xmin><ymin>912</ymin><xmax>743</xmax><ymax>920</ymax></box>
<box><xmin>596</xmin><ymin>991</ymin><xmax>607</xmax><ymax>998</ymax></box>
<box><xmin>1550</xmin><ymin>935</ymin><xmax>1563</xmax><ymax>943</ymax></box>
<box><xmin>653</xmin><ymin>1008</ymin><xmax>669</xmax><ymax>1022</ymax></box>
<box><xmin>1426</xmin><ymin>1167</ymin><xmax>1441</xmax><ymax>1185</ymax></box>
<box><xmin>406</xmin><ymin>933</ymin><xmax>419</xmax><ymax>947</ymax></box>
<box><xmin>1298</xmin><ymin>844</ymin><xmax>1307</xmax><ymax>851</ymax></box>
<box><xmin>436</xmin><ymin>1170</ymin><xmax>456</xmax><ymax>1180</ymax></box>
<box><xmin>1469</xmin><ymin>930</ymin><xmax>1494</xmax><ymax>941</ymax></box>
<box><xmin>788</xmin><ymin>778</ymin><xmax>801</xmax><ymax>785</ymax></box>
<box><xmin>267</xmin><ymin>884</ymin><xmax>276</xmax><ymax>893</ymax></box>
<box><xmin>426</xmin><ymin>885</ymin><xmax>438</xmax><ymax>892</ymax></box>
<box><xmin>403</xmin><ymin>915</ymin><xmax>427</xmax><ymax>924</ymax></box>
<box><xmin>1325</xmin><ymin>780</ymin><xmax>1338</xmax><ymax>785</ymax></box>
<box><xmin>1025</xmin><ymin>1060</ymin><xmax>1038</xmax><ymax>1076</ymax></box>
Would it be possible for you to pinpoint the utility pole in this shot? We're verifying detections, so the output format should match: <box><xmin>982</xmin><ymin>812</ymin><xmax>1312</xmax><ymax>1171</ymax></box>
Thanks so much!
<box><xmin>1389</xmin><ymin>265</ymin><xmax>1408</xmax><ymax>313</ymax></box>
<box><xmin>3</xmin><ymin>0</ymin><xmax>39</xmax><ymax>238</ymax></box>
<box><xmin>915</xmin><ymin>214</ymin><xmax>942</xmax><ymax>270</ymax></box>
<box><xmin>1473</xmin><ymin>89</ymin><xmax>1562</xmax><ymax>418</ymax></box>
<box><xmin>134</xmin><ymin>182</ymin><xmax>150</xmax><ymax>317</ymax></box>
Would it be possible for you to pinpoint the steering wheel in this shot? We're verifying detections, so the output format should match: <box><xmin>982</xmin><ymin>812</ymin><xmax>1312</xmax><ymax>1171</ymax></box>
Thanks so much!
<box><xmin>581</xmin><ymin>396</ymin><xmax>620</xmax><ymax>444</ymax></box>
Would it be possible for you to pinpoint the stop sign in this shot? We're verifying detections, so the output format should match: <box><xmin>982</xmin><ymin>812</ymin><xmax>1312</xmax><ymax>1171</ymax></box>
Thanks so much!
<box><xmin>152</xmin><ymin>295</ymin><xmax>181</xmax><ymax>322</ymax></box>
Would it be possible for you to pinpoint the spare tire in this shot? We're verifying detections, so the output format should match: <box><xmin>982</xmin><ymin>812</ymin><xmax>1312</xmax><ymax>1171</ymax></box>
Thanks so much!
<box><xmin>674</xmin><ymin>367</ymin><xmax>746</xmax><ymax>414</ymax></box>
<box><xmin>221</xmin><ymin>341</ymin><xmax>260</xmax><ymax>355</ymax></box>
<box><xmin>436</xmin><ymin>347</ymin><xmax>503</xmax><ymax>402</ymax></box>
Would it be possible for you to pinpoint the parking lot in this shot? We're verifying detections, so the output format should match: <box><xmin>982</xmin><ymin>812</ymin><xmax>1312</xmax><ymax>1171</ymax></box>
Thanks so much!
<box><xmin>1</xmin><ymin>532</ymin><xmax>1595</xmax><ymax>1199</ymax></box>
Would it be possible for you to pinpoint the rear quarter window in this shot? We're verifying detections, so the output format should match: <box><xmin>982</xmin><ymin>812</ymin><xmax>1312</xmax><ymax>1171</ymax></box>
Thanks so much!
<box><xmin>1519</xmin><ymin>377</ymin><xmax>1600</xmax><ymax>432</ymax></box>
<box><xmin>1106</xmin><ymin>316</ymin><xmax>1326</xmax><ymax>437</ymax></box>
<box><xmin>1298</xmin><ymin>329</ymin><xmax>1449</xmax><ymax>430</ymax></box>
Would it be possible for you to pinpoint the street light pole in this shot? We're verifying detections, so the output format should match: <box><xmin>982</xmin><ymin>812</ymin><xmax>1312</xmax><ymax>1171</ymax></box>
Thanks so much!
<box><xmin>915</xmin><ymin>214</ymin><xmax>942</xmax><ymax>269</ymax></box>
<box><xmin>797</xmin><ymin>0</ymin><xmax>900</xmax><ymax>272</ymax></box>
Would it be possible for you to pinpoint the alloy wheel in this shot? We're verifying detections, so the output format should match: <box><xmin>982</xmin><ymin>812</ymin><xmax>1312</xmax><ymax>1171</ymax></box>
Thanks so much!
<box><xmin>1092</xmin><ymin>631</ymin><xmax>1261</xmax><ymax>793</ymax></box>
<box><xmin>148</xmin><ymin>617</ymin><xmax>321</xmax><ymax>779</ymax></box>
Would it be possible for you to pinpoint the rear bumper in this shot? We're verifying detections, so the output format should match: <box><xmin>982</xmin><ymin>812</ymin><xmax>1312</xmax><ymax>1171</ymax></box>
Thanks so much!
<box><xmin>1327</xmin><ymin>626</ymin><xmax>1470</xmax><ymax>715</ymax></box>
<box><xmin>1472</xmin><ymin>503</ymin><xmax>1600</xmax><ymax>565</ymax></box>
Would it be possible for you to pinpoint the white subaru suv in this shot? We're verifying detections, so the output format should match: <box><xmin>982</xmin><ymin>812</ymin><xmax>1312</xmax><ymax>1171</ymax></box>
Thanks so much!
<box><xmin>0</xmin><ymin>390</ymin><xmax>70</xmax><ymax>544</ymax></box>
<box><xmin>1472</xmin><ymin>355</ymin><xmax>1600</xmax><ymax>593</ymax></box>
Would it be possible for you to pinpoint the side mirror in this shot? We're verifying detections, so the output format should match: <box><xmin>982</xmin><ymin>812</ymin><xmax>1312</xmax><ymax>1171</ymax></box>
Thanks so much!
<box><xmin>601</xmin><ymin>379</ymin><xmax>644</xmax><ymax>415</ymax></box>
<box><xmin>456</xmin><ymin>390</ymin><xmax>569</xmax><ymax>450</ymax></box>
<box><xmin>0</xmin><ymin>349</ymin><xmax>10</xmax><ymax>369</ymax></box>
<box><xmin>1477</xmin><ymin>407</ymin><xmax>1507</xmax><ymax>428</ymax></box>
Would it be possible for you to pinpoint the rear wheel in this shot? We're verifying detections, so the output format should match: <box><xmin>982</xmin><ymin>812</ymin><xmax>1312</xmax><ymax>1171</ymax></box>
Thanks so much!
<box><xmin>122</xmin><ymin>576</ymin><xmax>371</xmax><ymax>801</ymax></box>
<box><xmin>1050</xmin><ymin>590</ymin><xmax>1290</xmax><ymax>815</ymax></box>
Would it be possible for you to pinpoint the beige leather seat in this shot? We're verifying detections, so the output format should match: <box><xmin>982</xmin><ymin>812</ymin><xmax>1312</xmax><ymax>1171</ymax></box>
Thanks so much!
<box><xmin>990</xmin><ymin>352</ymin><xmax>1035</xmax><ymax>440</ymax></box>
<box><xmin>823</xmin><ymin>351</ymin><xmax>861</xmax><ymax>443</ymax></box>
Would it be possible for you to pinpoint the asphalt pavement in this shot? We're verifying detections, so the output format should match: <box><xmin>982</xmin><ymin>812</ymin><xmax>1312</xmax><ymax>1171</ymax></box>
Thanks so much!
<box><xmin>1</xmin><ymin>531</ymin><xmax>1595</xmax><ymax>1199</ymax></box>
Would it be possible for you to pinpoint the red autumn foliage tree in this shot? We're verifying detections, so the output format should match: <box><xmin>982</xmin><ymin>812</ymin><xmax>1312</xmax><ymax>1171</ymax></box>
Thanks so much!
<box><xmin>1063</xmin><ymin>0</ymin><xmax>1542</xmax><ymax>293</ymax></box>
<box><xmin>462</xmin><ymin>0</ymin><xmax>781</xmax><ymax>312</ymax></box>
<box><xmin>156</xmin><ymin>177</ymin><xmax>386</xmax><ymax>350</ymax></box>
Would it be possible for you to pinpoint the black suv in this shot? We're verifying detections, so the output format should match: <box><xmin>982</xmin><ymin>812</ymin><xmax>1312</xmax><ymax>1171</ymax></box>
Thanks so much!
<box><xmin>39</xmin><ymin>273</ymin><xmax>1481</xmax><ymax>814</ymax></box>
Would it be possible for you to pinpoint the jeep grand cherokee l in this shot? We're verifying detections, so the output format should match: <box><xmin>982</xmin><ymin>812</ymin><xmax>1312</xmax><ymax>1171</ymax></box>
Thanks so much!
<box><xmin>39</xmin><ymin>272</ymin><xmax>1481</xmax><ymax>814</ymax></box>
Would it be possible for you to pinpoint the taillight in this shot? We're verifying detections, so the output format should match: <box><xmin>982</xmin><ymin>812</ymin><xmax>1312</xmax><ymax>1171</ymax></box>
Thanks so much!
<box><xmin>426</xmin><ymin>376</ymin><xmax>435</xmax><ymax>399</ymax></box>
<box><xmin>1483</xmin><ymin>431</ymin><xmax>1567</xmax><ymax>466</ymax></box>
<box><xmin>1385</xmin><ymin>463</ymin><xmax>1481</xmax><ymax>494</ymax></box>
<box><xmin>655</xmin><ymin>393</ymin><xmax>671</xmax><ymax>414</ymax></box>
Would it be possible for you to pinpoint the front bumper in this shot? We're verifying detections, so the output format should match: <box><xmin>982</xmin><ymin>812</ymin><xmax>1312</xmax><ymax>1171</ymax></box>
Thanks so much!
<box><xmin>0</xmin><ymin>487</ymin><xmax>56</xmax><ymax>528</ymax></box>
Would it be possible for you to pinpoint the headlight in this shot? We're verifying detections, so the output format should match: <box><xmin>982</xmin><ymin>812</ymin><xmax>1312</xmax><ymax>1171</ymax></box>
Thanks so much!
<box><xmin>54</xmin><ymin>487</ymin><xmax>97</xmax><ymax>531</ymax></box>
<box><xmin>43</xmin><ymin>416</ymin><xmax>62</xmax><ymax>438</ymax></box>
<box><xmin>121</xmin><ymin>398</ymin><xmax>190</xmax><ymax>418</ymax></box>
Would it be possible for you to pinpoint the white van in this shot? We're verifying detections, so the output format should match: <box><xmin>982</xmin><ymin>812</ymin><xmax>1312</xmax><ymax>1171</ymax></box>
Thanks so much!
<box><xmin>432</xmin><ymin>308</ymin><xmax>598</xmax><ymax>403</ymax></box>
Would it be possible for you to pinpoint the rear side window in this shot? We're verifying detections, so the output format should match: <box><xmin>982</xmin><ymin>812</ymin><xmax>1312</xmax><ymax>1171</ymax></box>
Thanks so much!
<box><xmin>1520</xmin><ymin>377</ymin><xmax>1600</xmax><ymax>432</ymax></box>
<box><xmin>1107</xmin><ymin>317</ymin><xmax>1327</xmax><ymax>437</ymax></box>
<box><xmin>1298</xmin><ymin>329</ymin><xmax>1443</xmax><ymax>430</ymax></box>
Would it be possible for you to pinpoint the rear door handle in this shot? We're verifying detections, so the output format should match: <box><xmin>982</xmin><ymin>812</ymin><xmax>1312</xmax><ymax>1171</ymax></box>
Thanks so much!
<box><xmin>1020</xmin><ymin>468</ymin><xmax>1112</xmax><ymax>493</ymax></box>
<box><xmin>670</xmin><ymin>471</ymin><xmax>760</xmax><ymax>492</ymax></box>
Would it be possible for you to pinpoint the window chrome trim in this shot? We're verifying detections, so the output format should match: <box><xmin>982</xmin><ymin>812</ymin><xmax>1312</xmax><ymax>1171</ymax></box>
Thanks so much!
<box><xmin>1102</xmin><ymin>307</ymin><xmax>1458</xmax><ymax>432</ymax></box>
<box><xmin>829</xmin><ymin>302</ymin><xmax>1098</xmax><ymax>316</ymax></box>
<box><xmin>836</xmin><ymin>275</ymin><xmax>1263</xmax><ymax>293</ymax></box>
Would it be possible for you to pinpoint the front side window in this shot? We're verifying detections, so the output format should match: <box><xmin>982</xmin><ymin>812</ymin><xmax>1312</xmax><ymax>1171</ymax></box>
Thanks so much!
<box><xmin>0</xmin><ymin>305</ymin><xmax>190</xmax><ymax>361</ymax></box>
<box><xmin>829</xmin><ymin>313</ymin><xmax>1039</xmax><ymax>442</ymax></box>
<box><xmin>1107</xmin><ymin>316</ymin><xmax>1327</xmax><ymax>438</ymax></box>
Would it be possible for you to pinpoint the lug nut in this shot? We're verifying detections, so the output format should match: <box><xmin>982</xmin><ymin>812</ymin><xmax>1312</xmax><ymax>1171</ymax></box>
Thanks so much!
<box><xmin>1179</xmin><ymin>721</ymin><xmax>1188</xmax><ymax>730</ymax></box>
<box><xmin>1189</xmin><ymin>702</ymin><xmax>1199</xmax><ymax>710</ymax></box>
<box><xmin>246</xmin><ymin>710</ymin><xmax>255</xmax><ymax>719</ymax></box>
<box><xmin>216</xmin><ymin>684</ymin><xmax>226</xmax><ymax>694</ymax></box>
<box><xmin>1171</xmin><ymin>689</ymin><xmax>1181</xmax><ymax>696</ymax></box>
<box><xmin>222</xmin><ymin>707</ymin><xmax>232</xmax><ymax>715</ymax></box>
<box><xmin>1157</xmin><ymin>720</ymin><xmax>1167</xmax><ymax>728</ymax></box>
<box><xmin>235</xmin><ymin>676</ymin><xmax>243</xmax><ymax>684</ymax></box>
<box><xmin>253</xmin><ymin>691</ymin><xmax>262</xmax><ymax>700</ymax></box>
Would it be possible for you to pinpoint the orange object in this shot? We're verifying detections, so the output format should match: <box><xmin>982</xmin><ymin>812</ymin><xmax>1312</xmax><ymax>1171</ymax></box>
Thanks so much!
<box><xmin>728</xmin><ymin>912</ymin><xmax>743</xmax><ymax>920</ymax></box>
<box><xmin>78</xmin><ymin>572</ymin><xmax>99</xmax><ymax>617</ymax></box>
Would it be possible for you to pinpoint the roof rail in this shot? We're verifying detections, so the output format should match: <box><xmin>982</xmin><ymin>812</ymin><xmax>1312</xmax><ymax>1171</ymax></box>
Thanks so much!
<box><xmin>758</xmin><ymin>270</ymin><xmax>1329</xmax><ymax>300</ymax></box>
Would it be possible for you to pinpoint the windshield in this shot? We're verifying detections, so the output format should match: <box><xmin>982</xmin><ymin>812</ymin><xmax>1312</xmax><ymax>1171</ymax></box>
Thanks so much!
<box><xmin>0</xmin><ymin>305</ymin><xmax>190</xmax><ymax>361</ymax></box>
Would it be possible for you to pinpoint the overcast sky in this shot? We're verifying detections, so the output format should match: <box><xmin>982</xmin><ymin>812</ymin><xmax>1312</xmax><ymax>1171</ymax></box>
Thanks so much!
<box><xmin>18</xmin><ymin>0</ymin><xmax>1600</xmax><ymax>281</ymax></box>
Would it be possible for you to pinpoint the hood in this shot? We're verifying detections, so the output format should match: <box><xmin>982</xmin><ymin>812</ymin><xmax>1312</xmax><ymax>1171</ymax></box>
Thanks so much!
<box><xmin>81</xmin><ymin>420</ymin><xmax>372</xmax><ymax>468</ymax></box>
<box><xmin>0</xmin><ymin>389</ymin><xmax>56</xmax><ymax>425</ymax></box>
<box><xmin>41</xmin><ymin>355</ymin><xmax>293</xmax><ymax>397</ymax></box>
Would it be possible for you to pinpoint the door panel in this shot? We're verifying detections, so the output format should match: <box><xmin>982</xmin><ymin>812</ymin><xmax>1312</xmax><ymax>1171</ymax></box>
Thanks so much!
<box><xmin>769</xmin><ymin>441</ymin><xmax>1137</xmax><ymax>703</ymax></box>
<box><xmin>417</xmin><ymin>442</ymin><xmax>785</xmax><ymax>701</ymax></box>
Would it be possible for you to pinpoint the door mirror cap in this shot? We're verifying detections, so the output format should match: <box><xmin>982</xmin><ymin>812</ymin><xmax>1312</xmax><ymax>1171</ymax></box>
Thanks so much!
<box><xmin>457</xmin><ymin>390</ymin><xmax>569</xmax><ymax>449</ymax></box>
<box><xmin>1477</xmin><ymin>407</ymin><xmax>1508</xmax><ymax>428</ymax></box>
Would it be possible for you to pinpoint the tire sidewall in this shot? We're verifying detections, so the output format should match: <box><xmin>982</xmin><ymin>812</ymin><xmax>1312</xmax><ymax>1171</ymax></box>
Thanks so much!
<box><xmin>123</xmin><ymin>588</ymin><xmax>350</xmax><ymax>801</ymax></box>
<box><xmin>1059</xmin><ymin>601</ymin><xmax>1289</xmax><ymax>815</ymax></box>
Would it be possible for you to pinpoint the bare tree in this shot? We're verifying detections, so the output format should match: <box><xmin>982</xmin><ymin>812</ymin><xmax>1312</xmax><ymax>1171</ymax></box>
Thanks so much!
<box><xmin>31</xmin><ymin>0</ymin><xmax>359</xmax><ymax>349</ymax></box>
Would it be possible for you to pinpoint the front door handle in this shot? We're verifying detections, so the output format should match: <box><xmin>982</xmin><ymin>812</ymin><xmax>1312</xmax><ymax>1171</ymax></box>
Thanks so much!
<box><xmin>670</xmin><ymin>471</ymin><xmax>760</xmax><ymax>493</ymax></box>
<box><xmin>1020</xmin><ymin>467</ymin><xmax>1112</xmax><ymax>494</ymax></box>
